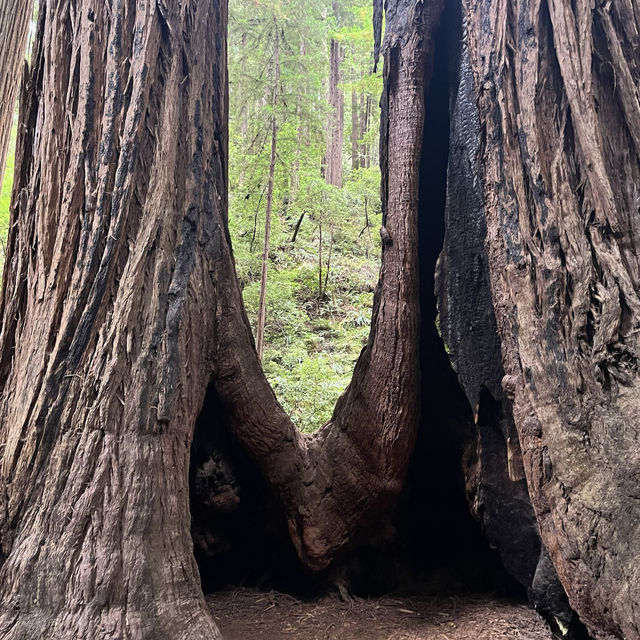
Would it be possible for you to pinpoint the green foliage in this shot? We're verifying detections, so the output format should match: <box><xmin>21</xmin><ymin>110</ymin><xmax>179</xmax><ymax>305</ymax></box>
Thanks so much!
<box><xmin>229</xmin><ymin>0</ymin><xmax>383</xmax><ymax>431</ymax></box>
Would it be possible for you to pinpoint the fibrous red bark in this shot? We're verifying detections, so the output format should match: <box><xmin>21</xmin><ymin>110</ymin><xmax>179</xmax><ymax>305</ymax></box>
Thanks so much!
<box><xmin>0</xmin><ymin>0</ymin><xmax>227</xmax><ymax>636</ymax></box>
<box><xmin>461</xmin><ymin>0</ymin><xmax>640</xmax><ymax>637</ymax></box>
<box><xmin>210</xmin><ymin>0</ymin><xmax>443</xmax><ymax>572</ymax></box>
<box><xmin>0</xmin><ymin>2</ymin><xmax>447</xmax><ymax>637</ymax></box>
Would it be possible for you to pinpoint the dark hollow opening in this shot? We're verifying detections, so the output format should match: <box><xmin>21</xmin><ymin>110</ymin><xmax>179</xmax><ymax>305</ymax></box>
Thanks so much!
<box><xmin>389</xmin><ymin>0</ymin><xmax>523</xmax><ymax>597</ymax></box>
<box><xmin>189</xmin><ymin>0</ymin><xmax>526</xmax><ymax>605</ymax></box>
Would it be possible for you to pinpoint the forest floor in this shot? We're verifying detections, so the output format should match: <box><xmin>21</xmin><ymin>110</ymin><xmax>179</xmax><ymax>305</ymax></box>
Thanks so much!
<box><xmin>207</xmin><ymin>588</ymin><xmax>555</xmax><ymax>640</ymax></box>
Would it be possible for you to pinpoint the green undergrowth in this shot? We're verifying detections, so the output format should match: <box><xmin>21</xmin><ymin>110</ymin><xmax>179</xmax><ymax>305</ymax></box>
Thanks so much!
<box><xmin>0</xmin><ymin>118</ymin><xmax>17</xmax><ymax>263</ymax></box>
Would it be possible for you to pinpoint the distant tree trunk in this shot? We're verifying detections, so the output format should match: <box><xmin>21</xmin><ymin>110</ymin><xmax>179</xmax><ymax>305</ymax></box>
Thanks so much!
<box><xmin>0</xmin><ymin>0</ymin><xmax>33</xmax><ymax>191</ymax></box>
<box><xmin>290</xmin><ymin>40</ymin><xmax>306</xmax><ymax>205</ymax></box>
<box><xmin>290</xmin><ymin>212</ymin><xmax>305</xmax><ymax>243</ymax></box>
<box><xmin>324</xmin><ymin>36</ymin><xmax>344</xmax><ymax>186</ymax></box>
<box><xmin>256</xmin><ymin>24</ymin><xmax>279</xmax><ymax>361</ymax></box>
<box><xmin>0</xmin><ymin>0</ymin><xmax>227</xmax><ymax>637</ymax></box>
<box><xmin>351</xmin><ymin>88</ymin><xmax>360</xmax><ymax>170</ymax></box>
<box><xmin>361</xmin><ymin>93</ymin><xmax>371</xmax><ymax>168</ymax></box>
<box><xmin>317</xmin><ymin>222</ymin><xmax>323</xmax><ymax>298</ymax></box>
<box><xmin>324</xmin><ymin>228</ymin><xmax>334</xmax><ymax>294</ymax></box>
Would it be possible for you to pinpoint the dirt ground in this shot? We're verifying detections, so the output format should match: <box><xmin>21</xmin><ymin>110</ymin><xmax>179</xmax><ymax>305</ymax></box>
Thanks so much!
<box><xmin>207</xmin><ymin>588</ymin><xmax>555</xmax><ymax>640</ymax></box>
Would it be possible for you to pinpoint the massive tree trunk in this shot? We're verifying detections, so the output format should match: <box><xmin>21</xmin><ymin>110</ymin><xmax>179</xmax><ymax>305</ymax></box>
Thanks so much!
<box><xmin>3</xmin><ymin>0</ymin><xmax>640</xmax><ymax>638</ymax></box>
<box><xmin>0</xmin><ymin>0</ymin><xmax>227</xmax><ymax>637</ymax></box>
<box><xmin>437</xmin><ymin>0</ymin><xmax>640</xmax><ymax>638</ymax></box>
<box><xmin>0</xmin><ymin>0</ymin><xmax>33</xmax><ymax>190</ymax></box>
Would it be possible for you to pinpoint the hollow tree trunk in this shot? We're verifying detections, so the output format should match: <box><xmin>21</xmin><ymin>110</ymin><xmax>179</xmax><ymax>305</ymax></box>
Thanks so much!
<box><xmin>206</xmin><ymin>0</ymin><xmax>443</xmax><ymax>572</ymax></box>
<box><xmin>0</xmin><ymin>0</ymin><xmax>227</xmax><ymax>637</ymax></box>
<box><xmin>460</xmin><ymin>0</ymin><xmax>640</xmax><ymax>638</ymax></box>
<box><xmin>0</xmin><ymin>0</ymin><xmax>33</xmax><ymax>190</ymax></box>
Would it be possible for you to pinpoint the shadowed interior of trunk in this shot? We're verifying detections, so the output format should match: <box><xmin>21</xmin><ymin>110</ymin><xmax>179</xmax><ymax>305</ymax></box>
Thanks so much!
<box><xmin>188</xmin><ymin>0</ymin><xmax>525</xmax><ymax>601</ymax></box>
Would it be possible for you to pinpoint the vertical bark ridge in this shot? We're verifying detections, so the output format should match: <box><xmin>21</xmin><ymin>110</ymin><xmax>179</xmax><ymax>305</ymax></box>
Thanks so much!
<box><xmin>0</xmin><ymin>0</ymin><xmax>227</xmax><ymax>637</ymax></box>
<box><xmin>0</xmin><ymin>0</ymin><xmax>33</xmax><ymax>190</ymax></box>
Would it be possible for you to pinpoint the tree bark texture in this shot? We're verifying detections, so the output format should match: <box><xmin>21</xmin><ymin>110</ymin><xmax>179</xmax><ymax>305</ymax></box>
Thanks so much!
<box><xmin>0</xmin><ymin>4</ymin><xmax>445</xmax><ymax>639</ymax></box>
<box><xmin>0</xmin><ymin>0</ymin><xmax>33</xmax><ymax>191</ymax></box>
<box><xmin>436</xmin><ymin>21</ymin><xmax>578</xmax><ymax>632</ymax></box>
<box><xmin>461</xmin><ymin>0</ymin><xmax>640</xmax><ymax>638</ymax></box>
<box><xmin>0</xmin><ymin>0</ymin><xmax>227</xmax><ymax>637</ymax></box>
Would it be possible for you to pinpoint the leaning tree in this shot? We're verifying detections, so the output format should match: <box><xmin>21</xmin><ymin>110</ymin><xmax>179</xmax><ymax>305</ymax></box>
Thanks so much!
<box><xmin>0</xmin><ymin>0</ymin><xmax>639</xmax><ymax>639</ymax></box>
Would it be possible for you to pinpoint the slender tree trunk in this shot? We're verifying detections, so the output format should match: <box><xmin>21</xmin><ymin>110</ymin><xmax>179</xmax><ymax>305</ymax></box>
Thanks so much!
<box><xmin>361</xmin><ymin>93</ymin><xmax>371</xmax><ymax>168</ymax></box>
<box><xmin>0</xmin><ymin>0</ymin><xmax>227</xmax><ymax>637</ymax></box>
<box><xmin>290</xmin><ymin>212</ymin><xmax>305</xmax><ymax>243</ymax></box>
<box><xmin>290</xmin><ymin>40</ymin><xmax>306</xmax><ymax>205</ymax></box>
<box><xmin>0</xmin><ymin>0</ymin><xmax>33</xmax><ymax>191</ymax></box>
<box><xmin>317</xmin><ymin>223</ymin><xmax>323</xmax><ymax>298</ymax></box>
<box><xmin>324</xmin><ymin>228</ymin><xmax>334</xmax><ymax>294</ymax></box>
<box><xmin>351</xmin><ymin>88</ymin><xmax>360</xmax><ymax>170</ymax></box>
<box><xmin>255</xmin><ymin>25</ymin><xmax>279</xmax><ymax>361</ymax></box>
<box><xmin>324</xmin><ymin>37</ymin><xmax>344</xmax><ymax>187</ymax></box>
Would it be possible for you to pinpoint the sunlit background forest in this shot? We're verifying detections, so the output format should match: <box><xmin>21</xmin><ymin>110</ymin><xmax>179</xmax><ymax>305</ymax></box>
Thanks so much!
<box><xmin>0</xmin><ymin>0</ymin><xmax>383</xmax><ymax>432</ymax></box>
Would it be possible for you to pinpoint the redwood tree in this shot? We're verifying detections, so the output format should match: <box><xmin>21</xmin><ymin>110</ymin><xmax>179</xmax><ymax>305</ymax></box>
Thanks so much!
<box><xmin>0</xmin><ymin>0</ymin><xmax>440</xmax><ymax>636</ymax></box>
<box><xmin>2</xmin><ymin>0</ymin><xmax>640</xmax><ymax>639</ymax></box>
<box><xmin>440</xmin><ymin>0</ymin><xmax>640</xmax><ymax>638</ymax></box>
<box><xmin>0</xmin><ymin>0</ymin><xmax>228</xmax><ymax>636</ymax></box>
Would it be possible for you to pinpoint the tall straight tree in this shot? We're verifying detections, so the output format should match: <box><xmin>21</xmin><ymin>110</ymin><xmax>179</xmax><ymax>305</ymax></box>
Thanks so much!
<box><xmin>0</xmin><ymin>0</ymin><xmax>33</xmax><ymax>190</ymax></box>
<box><xmin>324</xmin><ymin>2</ymin><xmax>344</xmax><ymax>187</ymax></box>
<box><xmin>255</xmin><ymin>23</ymin><xmax>279</xmax><ymax>360</ymax></box>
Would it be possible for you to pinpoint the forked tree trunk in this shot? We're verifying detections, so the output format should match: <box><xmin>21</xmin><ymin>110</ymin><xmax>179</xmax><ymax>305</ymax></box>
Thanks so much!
<box><xmin>0</xmin><ymin>2</ymin><xmax>443</xmax><ymax>638</ymax></box>
<box><xmin>0</xmin><ymin>0</ymin><xmax>227</xmax><ymax>637</ymax></box>
<box><xmin>0</xmin><ymin>0</ymin><xmax>33</xmax><ymax>190</ymax></box>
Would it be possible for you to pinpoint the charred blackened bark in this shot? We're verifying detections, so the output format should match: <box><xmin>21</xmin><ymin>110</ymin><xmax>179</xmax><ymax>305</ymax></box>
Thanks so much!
<box><xmin>462</xmin><ymin>0</ymin><xmax>640</xmax><ymax>638</ymax></box>
<box><xmin>0</xmin><ymin>0</ymin><xmax>227</xmax><ymax>637</ymax></box>
<box><xmin>434</xmin><ymin>13</ymin><xmax>580</xmax><ymax>633</ymax></box>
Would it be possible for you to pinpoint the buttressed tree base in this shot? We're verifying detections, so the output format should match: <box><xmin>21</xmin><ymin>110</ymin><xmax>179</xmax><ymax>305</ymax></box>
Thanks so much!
<box><xmin>0</xmin><ymin>0</ymin><xmax>638</xmax><ymax>639</ymax></box>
